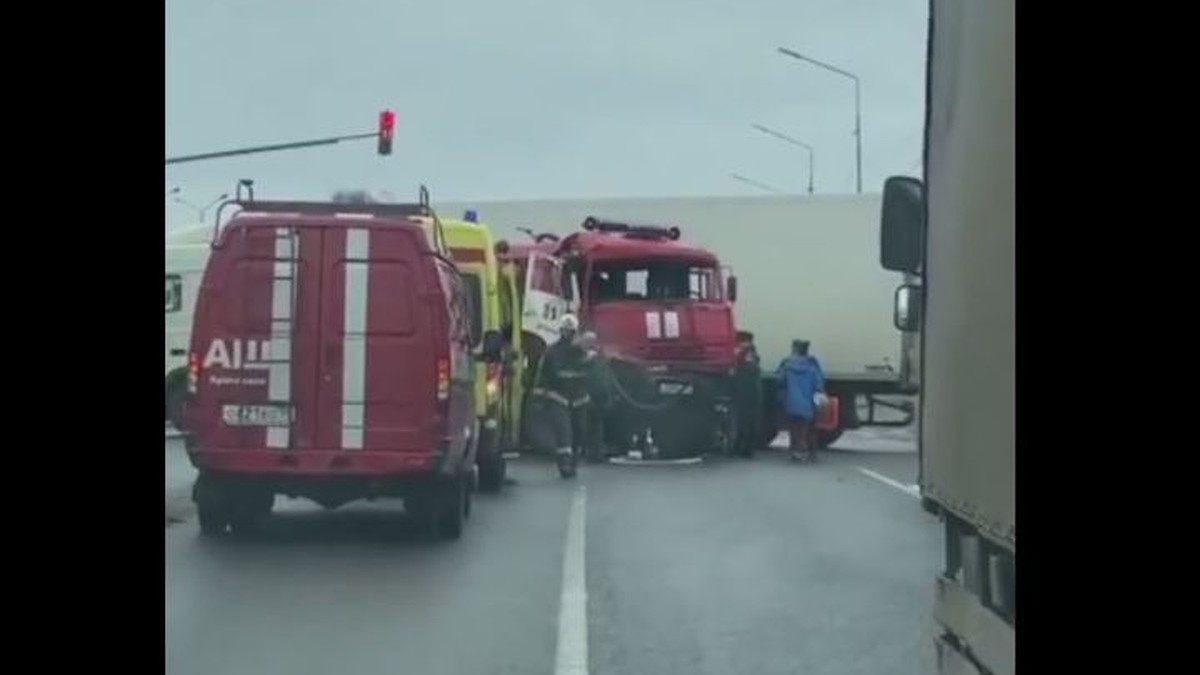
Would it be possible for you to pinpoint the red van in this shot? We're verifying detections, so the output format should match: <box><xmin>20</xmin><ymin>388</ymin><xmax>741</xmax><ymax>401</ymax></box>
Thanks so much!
<box><xmin>183</xmin><ymin>191</ymin><xmax>489</xmax><ymax>540</ymax></box>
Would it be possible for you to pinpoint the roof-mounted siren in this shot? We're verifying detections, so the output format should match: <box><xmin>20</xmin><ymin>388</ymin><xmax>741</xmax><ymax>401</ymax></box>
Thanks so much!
<box><xmin>464</xmin><ymin>208</ymin><xmax>479</xmax><ymax>223</ymax></box>
<box><xmin>583</xmin><ymin>217</ymin><xmax>680</xmax><ymax>241</ymax></box>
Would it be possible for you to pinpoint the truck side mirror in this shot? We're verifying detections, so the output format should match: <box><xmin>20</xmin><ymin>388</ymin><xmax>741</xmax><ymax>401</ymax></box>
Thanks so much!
<box><xmin>482</xmin><ymin>330</ymin><xmax>504</xmax><ymax>363</ymax></box>
<box><xmin>894</xmin><ymin>283</ymin><xmax>922</xmax><ymax>332</ymax></box>
<box><xmin>727</xmin><ymin>276</ymin><xmax>739</xmax><ymax>302</ymax></box>
<box><xmin>880</xmin><ymin>175</ymin><xmax>925</xmax><ymax>274</ymax></box>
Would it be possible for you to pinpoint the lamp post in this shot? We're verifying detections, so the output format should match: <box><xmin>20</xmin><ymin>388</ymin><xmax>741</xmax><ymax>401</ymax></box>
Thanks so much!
<box><xmin>172</xmin><ymin>191</ymin><xmax>229</xmax><ymax>222</ymax></box>
<box><xmin>751</xmin><ymin>123</ymin><xmax>815</xmax><ymax>194</ymax></box>
<box><xmin>777</xmin><ymin>47</ymin><xmax>862</xmax><ymax>193</ymax></box>
<box><xmin>729</xmin><ymin>173</ymin><xmax>784</xmax><ymax>195</ymax></box>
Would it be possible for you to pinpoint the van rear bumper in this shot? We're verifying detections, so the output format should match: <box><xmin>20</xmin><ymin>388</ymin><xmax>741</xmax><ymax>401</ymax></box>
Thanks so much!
<box><xmin>188</xmin><ymin>448</ymin><xmax>443</xmax><ymax>476</ymax></box>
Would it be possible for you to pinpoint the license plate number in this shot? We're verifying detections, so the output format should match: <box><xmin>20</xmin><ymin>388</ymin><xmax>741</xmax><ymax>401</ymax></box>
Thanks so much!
<box><xmin>222</xmin><ymin>404</ymin><xmax>292</xmax><ymax>427</ymax></box>
<box><xmin>658</xmin><ymin>381</ymin><xmax>693</xmax><ymax>396</ymax></box>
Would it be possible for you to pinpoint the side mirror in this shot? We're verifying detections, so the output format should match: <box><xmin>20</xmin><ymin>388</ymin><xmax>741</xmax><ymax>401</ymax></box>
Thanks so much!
<box><xmin>482</xmin><ymin>330</ymin><xmax>505</xmax><ymax>363</ymax></box>
<box><xmin>894</xmin><ymin>283</ymin><xmax>922</xmax><ymax>332</ymax></box>
<box><xmin>727</xmin><ymin>276</ymin><xmax>739</xmax><ymax>303</ymax></box>
<box><xmin>880</xmin><ymin>175</ymin><xmax>925</xmax><ymax>274</ymax></box>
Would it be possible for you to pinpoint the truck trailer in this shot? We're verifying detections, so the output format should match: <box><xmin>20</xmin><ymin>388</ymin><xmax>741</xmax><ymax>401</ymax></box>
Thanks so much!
<box><xmin>877</xmin><ymin>0</ymin><xmax>1015</xmax><ymax>671</ymax></box>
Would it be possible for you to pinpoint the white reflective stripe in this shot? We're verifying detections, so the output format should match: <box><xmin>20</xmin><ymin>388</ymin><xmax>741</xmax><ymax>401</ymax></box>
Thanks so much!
<box><xmin>267</xmin><ymin>227</ymin><xmax>294</xmax><ymax>449</ymax></box>
<box><xmin>342</xmin><ymin>228</ymin><xmax>371</xmax><ymax>449</ymax></box>
<box><xmin>645</xmin><ymin>311</ymin><xmax>662</xmax><ymax>339</ymax></box>
<box><xmin>663</xmin><ymin>311</ymin><xmax>680</xmax><ymax>339</ymax></box>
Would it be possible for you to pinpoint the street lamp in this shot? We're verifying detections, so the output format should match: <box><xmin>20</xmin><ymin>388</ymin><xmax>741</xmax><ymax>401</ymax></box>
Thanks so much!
<box><xmin>729</xmin><ymin>173</ymin><xmax>784</xmax><ymax>195</ymax></box>
<box><xmin>777</xmin><ymin>46</ymin><xmax>862</xmax><ymax>194</ymax></box>
<box><xmin>751</xmin><ymin>123</ymin><xmax>815</xmax><ymax>194</ymax></box>
<box><xmin>172</xmin><ymin>191</ymin><xmax>230</xmax><ymax>222</ymax></box>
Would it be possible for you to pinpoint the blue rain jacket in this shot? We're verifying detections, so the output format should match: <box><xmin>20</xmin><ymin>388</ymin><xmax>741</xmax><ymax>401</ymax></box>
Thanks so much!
<box><xmin>777</xmin><ymin>354</ymin><xmax>826</xmax><ymax>421</ymax></box>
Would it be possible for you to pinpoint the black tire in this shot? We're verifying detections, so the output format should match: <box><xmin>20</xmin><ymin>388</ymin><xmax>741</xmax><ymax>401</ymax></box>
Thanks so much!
<box><xmin>194</xmin><ymin>474</ymin><xmax>228</xmax><ymax>537</ymax></box>
<box><xmin>228</xmin><ymin>492</ymin><xmax>274</xmax><ymax>538</ymax></box>
<box><xmin>196</xmin><ymin>501</ymin><xmax>228</xmax><ymax>537</ymax></box>
<box><xmin>411</xmin><ymin>476</ymin><xmax>467</xmax><ymax>541</ymax></box>
<box><xmin>165</xmin><ymin>374</ymin><xmax>188</xmax><ymax>432</ymax></box>
<box><xmin>438</xmin><ymin>476</ymin><xmax>467</xmax><ymax>540</ymax></box>
<box><xmin>817</xmin><ymin>428</ymin><xmax>844</xmax><ymax>449</ymax></box>
<box><xmin>478</xmin><ymin>455</ymin><xmax>507</xmax><ymax>493</ymax></box>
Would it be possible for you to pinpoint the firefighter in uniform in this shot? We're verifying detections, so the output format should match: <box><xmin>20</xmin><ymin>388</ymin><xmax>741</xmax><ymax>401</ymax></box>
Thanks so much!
<box><xmin>734</xmin><ymin>330</ymin><xmax>764</xmax><ymax>457</ymax></box>
<box><xmin>531</xmin><ymin>314</ymin><xmax>590</xmax><ymax>478</ymax></box>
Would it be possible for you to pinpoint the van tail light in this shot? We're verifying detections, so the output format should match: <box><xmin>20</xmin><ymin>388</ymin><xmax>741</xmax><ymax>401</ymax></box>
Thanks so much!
<box><xmin>485</xmin><ymin>363</ymin><xmax>501</xmax><ymax>403</ymax></box>
<box><xmin>436</xmin><ymin>358</ymin><xmax>450</xmax><ymax>403</ymax></box>
<box><xmin>187</xmin><ymin>353</ymin><xmax>202</xmax><ymax>394</ymax></box>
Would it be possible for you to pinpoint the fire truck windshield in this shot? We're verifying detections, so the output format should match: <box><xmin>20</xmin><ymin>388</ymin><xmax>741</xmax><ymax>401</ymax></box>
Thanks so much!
<box><xmin>588</xmin><ymin>259</ymin><xmax>720</xmax><ymax>303</ymax></box>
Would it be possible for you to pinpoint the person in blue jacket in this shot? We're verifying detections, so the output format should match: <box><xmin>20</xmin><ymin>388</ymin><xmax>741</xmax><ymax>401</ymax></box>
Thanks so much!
<box><xmin>777</xmin><ymin>339</ymin><xmax>826</xmax><ymax>463</ymax></box>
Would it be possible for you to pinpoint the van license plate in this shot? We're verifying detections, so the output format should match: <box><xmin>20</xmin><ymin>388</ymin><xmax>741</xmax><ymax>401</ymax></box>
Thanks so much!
<box><xmin>658</xmin><ymin>381</ymin><xmax>693</xmax><ymax>396</ymax></box>
<box><xmin>222</xmin><ymin>404</ymin><xmax>292</xmax><ymax>427</ymax></box>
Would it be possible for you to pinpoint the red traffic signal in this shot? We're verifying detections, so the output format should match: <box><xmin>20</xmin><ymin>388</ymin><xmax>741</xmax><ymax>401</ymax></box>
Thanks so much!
<box><xmin>378</xmin><ymin>110</ymin><xmax>395</xmax><ymax>156</ymax></box>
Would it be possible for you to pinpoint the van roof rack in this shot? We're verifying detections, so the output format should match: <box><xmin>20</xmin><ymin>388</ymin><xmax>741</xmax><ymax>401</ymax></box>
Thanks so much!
<box><xmin>211</xmin><ymin>184</ymin><xmax>437</xmax><ymax>246</ymax></box>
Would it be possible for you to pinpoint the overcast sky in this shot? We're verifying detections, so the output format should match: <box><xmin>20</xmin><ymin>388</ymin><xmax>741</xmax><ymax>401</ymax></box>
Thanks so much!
<box><xmin>165</xmin><ymin>0</ymin><xmax>927</xmax><ymax>230</ymax></box>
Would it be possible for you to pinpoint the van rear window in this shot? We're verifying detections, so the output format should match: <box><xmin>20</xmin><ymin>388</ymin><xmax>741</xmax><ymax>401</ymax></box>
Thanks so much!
<box><xmin>462</xmin><ymin>273</ymin><xmax>483</xmax><ymax>341</ymax></box>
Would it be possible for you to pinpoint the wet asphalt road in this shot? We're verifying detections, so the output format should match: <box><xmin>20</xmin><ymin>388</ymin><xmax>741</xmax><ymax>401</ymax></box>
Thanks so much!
<box><xmin>166</xmin><ymin>430</ymin><xmax>938</xmax><ymax>675</ymax></box>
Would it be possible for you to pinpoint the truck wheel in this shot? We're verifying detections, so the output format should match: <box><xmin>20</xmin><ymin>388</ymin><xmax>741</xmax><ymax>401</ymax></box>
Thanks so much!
<box><xmin>165</xmin><ymin>372</ymin><xmax>188</xmax><ymax>432</ymax></box>
<box><xmin>817</xmin><ymin>428</ymin><xmax>844</xmax><ymax>449</ymax></box>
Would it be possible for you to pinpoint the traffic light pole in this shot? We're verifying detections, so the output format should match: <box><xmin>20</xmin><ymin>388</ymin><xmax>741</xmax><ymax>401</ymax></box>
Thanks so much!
<box><xmin>166</xmin><ymin>131</ymin><xmax>378</xmax><ymax>165</ymax></box>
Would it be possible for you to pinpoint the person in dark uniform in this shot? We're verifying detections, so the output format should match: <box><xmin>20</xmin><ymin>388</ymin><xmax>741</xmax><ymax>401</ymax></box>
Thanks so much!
<box><xmin>531</xmin><ymin>314</ymin><xmax>590</xmax><ymax>478</ymax></box>
<box><xmin>734</xmin><ymin>330</ymin><xmax>764</xmax><ymax>456</ymax></box>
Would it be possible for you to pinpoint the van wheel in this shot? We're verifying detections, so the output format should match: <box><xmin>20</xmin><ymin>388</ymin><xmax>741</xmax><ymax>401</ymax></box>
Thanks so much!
<box><xmin>196</xmin><ymin>501</ymin><xmax>229</xmax><ymax>536</ymax></box>
<box><xmin>410</xmin><ymin>477</ymin><xmax>466</xmax><ymax>541</ymax></box>
<box><xmin>194</xmin><ymin>474</ymin><xmax>228</xmax><ymax>536</ymax></box>
<box><xmin>165</xmin><ymin>373</ymin><xmax>188</xmax><ymax>432</ymax></box>
<box><xmin>438</xmin><ymin>476</ymin><xmax>467</xmax><ymax>540</ymax></box>
<box><xmin>229</xmin><ymin>492</ymin><xmax>274</xmax><ymax>538</ymax></box>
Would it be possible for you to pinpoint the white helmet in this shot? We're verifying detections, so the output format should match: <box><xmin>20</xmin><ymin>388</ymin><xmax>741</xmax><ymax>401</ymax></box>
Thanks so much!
<box><xmin>559</xmin><ymin>313</ymin><xmax>579</xmax><ymax>334</ymax></box>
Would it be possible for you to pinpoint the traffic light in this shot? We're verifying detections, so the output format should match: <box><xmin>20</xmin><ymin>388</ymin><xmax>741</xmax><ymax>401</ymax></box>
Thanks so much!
<box><xmin>378</xmin><ymin>110</ymin><xmax>395</xmax><ymax>156</ymax></box>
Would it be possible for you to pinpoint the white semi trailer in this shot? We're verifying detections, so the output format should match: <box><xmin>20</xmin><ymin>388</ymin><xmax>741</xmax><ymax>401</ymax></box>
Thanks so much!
<box><xmin>165</xmin><ymin>225</ymin><xmax>212</xmax><ymax>431</ymax></box>
<box><xmin>878</xmin><ymin>0</ymin><xmax>1015</xmax><ymax>671</ymax></box>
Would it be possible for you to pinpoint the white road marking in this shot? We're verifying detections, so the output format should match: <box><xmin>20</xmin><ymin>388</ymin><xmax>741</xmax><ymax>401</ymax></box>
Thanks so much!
<box><xmin>856</xmin><ymin>467</ymin><xmax>921</xmax><ymax>498</ymax></box>
<box><xmin>555</xmin><ymin>485</ymin><xmax>589</xmax><ymax>675</ymax></box>
<box><xmin>607</xmin><ymin>456</ymin><xmax>703</xmax><ymax>466</ymax></box>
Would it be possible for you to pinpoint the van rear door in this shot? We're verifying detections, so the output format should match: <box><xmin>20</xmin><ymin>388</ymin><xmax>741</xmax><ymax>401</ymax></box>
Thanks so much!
<box><xmin>314</xmin><ymin>224</ymin><xmax>435</xmax><ymax>452</ymax></box>
<box><xmin>192</xmin><ymin>223</ymin><xmax>320</xmax><ymax>451</ymax></box>
<box><xmin>192</xmin><ymin>220</ymin><xmax>435</xmax><ymax>454</ymax></box>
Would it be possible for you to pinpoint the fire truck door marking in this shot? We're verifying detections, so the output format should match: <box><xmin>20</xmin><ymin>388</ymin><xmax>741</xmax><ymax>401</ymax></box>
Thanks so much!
<box><xmin>267</xmin><ymin>227</ymin><xmax>295</xmax><ymax>449</ymax></box>
<box><xmin>342</xmin><ymin>228</ymin><xmax>371</xmax><ymax>450</ymax></box>
<box><xmin>645</xmin><ymin>311</ymin><xmax>662</xmax><ymax>339</ymax></box>
<box><xmin>663</xmin><ymin>311</ymin><xmax>680</xmax><ymax>339</ymax></box>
